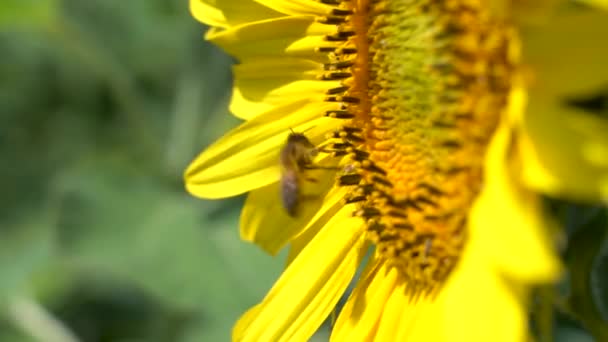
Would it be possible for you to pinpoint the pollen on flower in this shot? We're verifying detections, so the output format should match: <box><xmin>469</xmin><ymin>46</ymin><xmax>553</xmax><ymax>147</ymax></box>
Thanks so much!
<box><xmin>313</xmin><ymin>0</ymin><xmax>517</xmax><ymax>296</ymax></box>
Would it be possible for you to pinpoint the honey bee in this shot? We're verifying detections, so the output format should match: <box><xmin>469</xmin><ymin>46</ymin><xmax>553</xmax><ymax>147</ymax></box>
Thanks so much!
<box><xmin>280</xmin><ymin>130</ymin><xmax>319</xmax><ymax>216</ymax></box>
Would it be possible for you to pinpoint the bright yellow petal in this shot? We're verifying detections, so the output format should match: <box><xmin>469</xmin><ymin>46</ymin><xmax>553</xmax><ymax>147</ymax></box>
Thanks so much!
<box><xmin>206</xmin><ymin>16</ymin><xmax>336</xmax><ymax>63</ymax></box>
<box><xmin>334</xmin><ymin>243</ymin><xmax>530</xmax><ymax>342</ymax></box>
<box><xmin>229</xmin><ymin>87</ymin><xmax>275</xmax><ymax>120</ymax></box>
<box><xmin>488</xmin><ymin>0</ymin><xmax>560</xmax><ymax>27</ymax></box>
<box><xmin>471</xmin><ymin>88</ymin><xmax>561</xmax><ymax>282</ymax></box>
<box><xmin>369</xmin><ymin>267</ymin><xmax>442</xmax><ymax>342</ymax></box>
<box><xmin>189</xmin><ymin>0</ymin><xmax>283</xmax><ymax>29</ymax></box>
<box><xmin>233</xmin><ymin>208</ymin><xmax>366</xmax><ymax>342</ymax></box>
<box><xmin>519</xmin><ymin>9</ymin><xmax>608</xmax><ymax>201</ymax></box>
<box><xmin>233</xmin><ymin>304</ymin><xmax>263</xmax><ymax>337</ymax></box>
<box><xmin>333</xmin><ymin>259</ymin><xmax>441</xmax><ymax>342</ymax></box>
<box><xmin>391</xmin><ymin>296</ymin><xmax>440</xmax><ymax>342</ymax></box>
<box><xmin>373</xmin><ymin>280</ymin><xmax>417</xmax><ymax>342</ymax></box>
<box><xmin>520</xmin><ymin>108</ymin><xmax>608</xmax><ymax>201</ymax></box>
<box><xmin>576</xmin><ymin>0</ymin><xmax>608</xmax><ymax>11</ymax></box>
<box><xmin>184</xmin><ymin>100</ymin><xmax>339</xmax><ymax>199</ymax></box>
<box><xmin>439</xmin><ymin>242</ymin><xmax>528</xmax><ymax>342</ymax></box>
<box><xmin>240</xmin><ymin>182</ymin><xmax>346</xmax><ymax>255</ymax></box>
<box><xmin>285</xmin><ymin>187</ymin><xmax>362</xmax><ymax>266</ymax></box>
<box><xmin>254</xmin><ymin>0</ymin><xmax>334</xmax><ymax>16</ymax></box>
<box><xmin>230</xmin><ymin>57</ymin><xmax>341</xmax><ymax>119</ymax></box>
<box><xmin>331</xmin><ymin>260</ymin><xmax>391</xmax><ymax>342</ymax></box>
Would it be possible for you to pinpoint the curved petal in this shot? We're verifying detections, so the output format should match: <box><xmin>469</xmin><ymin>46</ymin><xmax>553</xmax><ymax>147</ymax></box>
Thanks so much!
<box><xmin>371</xmin><ymin>238</ymin><xmax>528</xmax><ymax>342</ymax></box>
<box><xmin>439</xmin><ymin>242</ymin><xmax>528</xmax><ymax>342</ymax></box>
<box><xmin>233</xmin><ymin>304</ymin><xmax>263</xmax><ymax>337</ymax></box>
<box><xmin>240</xmin><ymin>182</ymin><xmax>346</xmax><ymax>255</ymax></box>
<box><xmin>576</xmin><ymin>0</ymin><xmax>608</xmax><ymax>11</ymax></box>
<box><xmin>231</xmin><ymin>58</ymin><xmax>341</xmax><ymax>119</ymax></box>
<box><xmin>284</xmin><ymin>187</ymin><xmax>361</xmax><ymax>266</ymax></box>
<box><xmin>189</xmin><ymin>0</ymin><xmax>283</xmax><ymax>29</ymax></box>
<box><xmin>206</xmin><ymin>16</ymin><xmax>337</xmax><ymax>63</ymax></box>
<box><xmin>233</xmin><ymin>208</ymin><xmax>366</xmax><ymax>342</ymax></box>
<box><xmin>519</xmin><ymin>10</ymin><xmax>608</xmax><ymax>200</ymax></box>
<box><xmin>254</xmin><ymin>0</ymin><xmax>335</xmax><ymax>16</ymax></box>
<box><xmin>229</xmin><ymin>87</ymin><xmax>275</xmax><ymax>120</ymax></box>
<box><xmin>520</xmin><ymin>104</ymin><xmax>608</xmax><ymax>201</ymax></box>
<box><xmin>471</xmin><ymin>91</ymin><xmax>561</xmax><ymax>282</ymax></box>
<box><xmin>334</xmin><ymin>245</ymin><xmax>530</xmax><ymax>342</ymax></box>
<box><xmin>331</xmin><ymin>260</ymin><xmax>396</xmax><ymax>342</ymax></box>
<box><xmin>332</xmin><ymin>259</ymin><xmax>442</xmax><ymax>342</ymax></box>
<box><xmin>374</xmin><ymin>287</ymin><xmax>438</xmax><ymax>342</ymax></box>
<box><xmin>184</xmin><ymin>100</ymin><xmax>340</xmax><ymax>199</ymax></box>
<box><xmin>487</xmin><ymin>0</ymin><xmax>560</xmax><ymax>26</ymax></box>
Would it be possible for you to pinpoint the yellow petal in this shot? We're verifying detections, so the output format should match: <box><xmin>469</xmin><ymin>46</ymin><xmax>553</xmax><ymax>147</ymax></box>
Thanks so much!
<box><xmin>231</xmin><ymin>57</ymin><xmax>341</xmax><ymax>119</ymax></box>
<box><xmin>233</xmin><ymin>304</ymin><xmax>263</xmax><ymax>337</ymax></box>
<box><xmin>488</xmin><ymin>0</ymin><xmax>560</xmax><ymax>26</ymax></box>
<box><xmin>519</xmin><ymin>9</ymin><xmax>608</xmax><ymax>201</ymax></box>
<box><xmin>253</xmin><ymin>0</ymin><xmax>334</xmax><ymax>16</ymax></box>
<box><xmin>391</xmin><ymin>296</ymin><xmax>440</xmax><ymax>342</ymax></box>
<box><xmin>184</xmin><ymin>100</ymin><xmax>339</xmax><ymax>199</ymax></box>
<box><xmin>520</xmin><ymin>104</ymin><xmax>608</xmax><ymax>201</ymax></box>
<box><xmin>523</xmin><ymin>10</ymin><xmax>608</xmax><ymax>96</ymax></box>
<box><xmin>241</xmin><ymin>181</ymin><xmax>346</xmax><ymax>255</ymax></box>
<box><xmin>331</xmin><ymin>260</ymin><xmax>397</xmax><ymax>342</ymax></box>
<box><xmin>471</xmin><ymin>89</ymin><xmax>561</xmax><ymax>282</ymax></box>
<box><xmin>369</xmin><ymin>280</ymin><xmax>409</xmax><ymax>342</ymax></box>
<box><xmin>229</xmin><ymin>87</ymin><xmax>275</xmax><ymax>120</ymax></box>
<box><xmin>373</xmin><ymin>277</ymin><xmax>440</xmax><ymax>342</ymax></box>
<box><xmin>440</xmin><ymin>243</ymin><xmax>528</xmax><ymax>342</ymax></box>
<box><xmin>285</xmin><ymin>187</ymin><xmax>358</xmax><ymax>266</ymax></box>
<box><xmin>334</xmin><ymin>260</ymin><xmax>441</xmax><ymax>342</ymax></box>
<box><xmin>233</xmin><ymin>208</ymin><xmax>366</xmax><ymax>342</ymax></box>
<box><xmin>576</xmin><ymin>0</ymin><xmax>608</xmax><ymax>11</ymax></box>
<box><xmin>189</xmin><ymin>0</ymin><xmax>282</xmax><ymax>29</ymax></box>
<box><xmin>206</xmin><ymin>16</ymin><xmax>337</xmax><ymax>63</ymax></box>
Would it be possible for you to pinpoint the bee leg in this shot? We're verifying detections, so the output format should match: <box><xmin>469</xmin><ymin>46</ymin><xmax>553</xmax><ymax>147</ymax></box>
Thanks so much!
<box><xmin>316</xmin><ymin>147</ymin><xmax>333</xmax><ymax>154</ymax></box>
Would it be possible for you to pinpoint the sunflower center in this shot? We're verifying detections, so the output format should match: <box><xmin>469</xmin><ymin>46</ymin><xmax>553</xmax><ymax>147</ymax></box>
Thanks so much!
<box><xmin>317</xmin><ymin>0</ymin><xmax>516</xmax><ymax>295</ymax></box>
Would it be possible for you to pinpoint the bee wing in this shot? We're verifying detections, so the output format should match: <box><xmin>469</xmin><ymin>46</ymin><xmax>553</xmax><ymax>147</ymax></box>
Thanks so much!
<box><xmin>281</xmin><ymin>171</ymin><xmax>299</xmax><ymax>216</ymax></box>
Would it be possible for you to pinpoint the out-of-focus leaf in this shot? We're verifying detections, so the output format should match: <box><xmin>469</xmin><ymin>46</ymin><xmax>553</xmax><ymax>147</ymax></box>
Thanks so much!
<box><xmin>44</xmin><ymin>278</ymin><xmax>189</xmax><ymax>342</ymax></box>
<box><xmin>0</xmin><ymin>214</ymin><xmax>55</xmax><ymax>307</ymax></box>
<box><xmin>592</xmin><ymin>228</ymin><xmax>608</xmax><ymax>320</ymax></box>
<box><xmin>555</xmin><ymin>326</ymin><xmax>595</xmax><ymax>342</ymax></box>
<box><xmin>565</xmin><ymin>208</ymin><xmax>608</xmax><ymax>341</ymax></box>
<box><xmin>0</xmin><ymin>0</ymin><xmax>58</xmax><ymax>30</ymax></box>
<box><xmin>8</xmin><ymin>296</ymin><xmax>80</xmax><ymax>342</ymax></box>
<box><xmin>0</xmin><ymin>321</ymin><xmax>36</xmax><ymax>342</ymax></box>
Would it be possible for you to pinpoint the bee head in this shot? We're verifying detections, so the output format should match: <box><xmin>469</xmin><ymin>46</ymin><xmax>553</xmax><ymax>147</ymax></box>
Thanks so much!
<box><xmin>287</xmin><ymin>132</ymin><xmax>315</xmax><ymax>147</ymax></box>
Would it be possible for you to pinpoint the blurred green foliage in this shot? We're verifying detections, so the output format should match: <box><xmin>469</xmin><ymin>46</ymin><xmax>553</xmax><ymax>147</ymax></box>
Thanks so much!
<box><xmin>0</xmin><ymin>0</ymin><xmax>303</xmax><ymax>341</ymax></box>
<box><xmin>0</xmin><ymin>0</ymin><xmax>606</xmax><ymax>341</ymax></box>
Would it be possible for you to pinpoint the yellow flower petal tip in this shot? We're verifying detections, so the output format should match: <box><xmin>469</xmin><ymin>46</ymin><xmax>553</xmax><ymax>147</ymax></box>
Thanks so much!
<box><xmin>189</xmin><ymin>0</ymin><xmax>228</xmax><ymax>28</ymax></box>
<box><xmin>577</xmin><ymin>0</ymin><xmax>608</xmax><ymax>11</ymax></box>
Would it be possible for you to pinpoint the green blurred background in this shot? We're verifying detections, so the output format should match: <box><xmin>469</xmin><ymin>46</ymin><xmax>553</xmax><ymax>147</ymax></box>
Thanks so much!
<box><xmin>0</xmin><ymin>1</ymin><xmax>605</xmax><ymax>341</ymax></box>
<box><xmin>0</xmin><ymin>0</ymin><xmax>293</xmax><ymax>341</ymax></box>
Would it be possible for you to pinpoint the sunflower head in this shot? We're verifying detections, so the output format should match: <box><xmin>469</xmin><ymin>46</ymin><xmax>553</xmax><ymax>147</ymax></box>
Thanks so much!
<box><xmin>250</xmin><ymin>0</ymin><xmax>520</xmax><ymax>296</ymax></box>
<box><xmin>186</xmin><ymin>0</ymin><xmax>566</xmax><ymax>340</ymax></box>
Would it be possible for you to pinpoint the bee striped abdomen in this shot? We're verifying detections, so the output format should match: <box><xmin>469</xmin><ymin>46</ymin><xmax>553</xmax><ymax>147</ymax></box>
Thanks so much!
<box><xmin>279</xmin><ymin>131</ymin><xmax>318</xmax><ymax>216</ymax></box>
<box><xmin>281</xmin><ymin>170</ymin><xmax>300</xmax><ymax>216</ymax></box>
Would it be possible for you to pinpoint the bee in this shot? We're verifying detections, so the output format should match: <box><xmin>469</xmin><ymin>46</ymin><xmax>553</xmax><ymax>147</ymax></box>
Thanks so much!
<box><xmin>280</xmin><ymin>130</ymin><xmax>319</xmax><ymax>216</ymax></box>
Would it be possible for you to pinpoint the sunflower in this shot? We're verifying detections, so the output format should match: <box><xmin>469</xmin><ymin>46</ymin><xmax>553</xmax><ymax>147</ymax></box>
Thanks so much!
<box><xmin>185</xmin><ymin>0</ymin><xmax>608</xmax><ymax>341</ymax></box>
